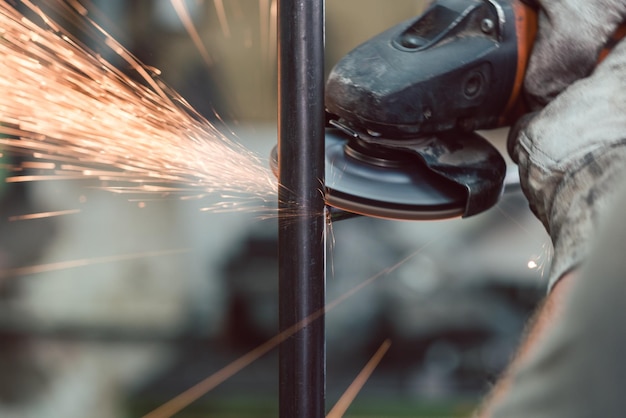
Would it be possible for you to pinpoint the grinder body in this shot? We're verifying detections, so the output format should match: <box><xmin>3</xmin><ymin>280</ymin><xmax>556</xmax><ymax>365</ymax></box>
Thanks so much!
<box><xmin>316</xmin><ymin>0</ymin><xmax>537</xmax><ymax>220</ymax></box>
<box><xmin>325</xmin><ymin>0</ymin><xmax>537</xmax><ymax>139</ymax></box>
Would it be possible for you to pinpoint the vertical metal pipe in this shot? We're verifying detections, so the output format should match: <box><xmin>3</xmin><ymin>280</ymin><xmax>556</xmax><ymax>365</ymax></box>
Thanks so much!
<box><xmin>277</xmin><ymin>0</ymin><xmax>326</xmax><ymax>417</ymax></box>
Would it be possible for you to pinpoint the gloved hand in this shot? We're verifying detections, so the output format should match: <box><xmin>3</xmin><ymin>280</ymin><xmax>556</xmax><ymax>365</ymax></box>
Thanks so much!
<box><xmin>508</xmin><ymin>0</ymin><xmax>626</xmax><ymax>289</ymax></box>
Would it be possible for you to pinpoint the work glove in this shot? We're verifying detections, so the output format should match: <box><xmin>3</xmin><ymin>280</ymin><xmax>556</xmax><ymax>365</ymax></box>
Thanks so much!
<box><xmin>508</xmin><ymin>0</ymin><xmax>626</xmax><ymax>290</ymax></box>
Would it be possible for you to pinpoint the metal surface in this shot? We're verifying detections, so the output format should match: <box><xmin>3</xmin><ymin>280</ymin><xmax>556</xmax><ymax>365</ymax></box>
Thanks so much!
<box><xmin>277</xmin><ymin>0</ymin><xmax>326</xmax><ymax>417</ymax></box>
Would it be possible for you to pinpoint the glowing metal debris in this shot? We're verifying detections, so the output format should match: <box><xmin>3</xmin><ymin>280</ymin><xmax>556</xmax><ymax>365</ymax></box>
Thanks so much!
<box><xmin>142</xmin><ymin>239</ymin><xmax>436</xmax><ymax>418</ymax></box>
<box><xmin>8</xmin><ymin>209</ymin><xmax>81</xmax><ymax>221</ymax></box>
<box><xmin>171</xmin><ymin>0</ymin><xmax>214</xmax><ymax>66</ymax></box>
<box><xmin>0</xmin><ymin>248</ymin><xmax>191</xmax><ymax>279</ymax></box>
<box><xmin>326</xmin><ymin>339</ymin><xmax>392</xmax><ymax>418</ymax></box>
<box><xmin>0</xmin><ymin>0</ymin><xmax>278</xmax><ymax>214</ymax></box>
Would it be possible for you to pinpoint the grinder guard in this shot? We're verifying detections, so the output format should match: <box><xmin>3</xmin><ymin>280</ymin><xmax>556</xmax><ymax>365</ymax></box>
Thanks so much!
<box><xmin>271</xmin><ymin>122</ymin><xmax>506</xmax><ymax>220</ymax></box>
<box><xmin>324</xmin><ymin>119</ymin><xmax>506</xmax><ymax>219</ymax></box>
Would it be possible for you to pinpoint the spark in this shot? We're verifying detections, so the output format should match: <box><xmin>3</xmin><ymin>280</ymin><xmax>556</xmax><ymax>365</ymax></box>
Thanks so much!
<box><xmin>171</xmin><ymin>0</ymin><xmax>214</xmax><ymax>66</ymax></box>
<box><xmin>527</xmin><ymin>242</ymin><xmax>552</xmax><ymax>278</ymax></box>
<box><xmin>142</xmin><ymin>269</ymin><xmax>368</xmax><ymax>418</ymax></box>
<box><xmin>0</xmin><ymin>248</ymin><xmax>191</xmax><ymax>280</ymax></box>
<box><xmin>8</xmin><ymin>209</ymin><xmax>81</xmax><ymax>221</ymax></box>
<box><xmin>172</xmin><ymin>0</ymin><xmax>277</xmax><ymax>71</ymax></box>
<box><xmin>268</xmin><ymin>0</ymin><xmax>277</xmax><ymax>64</ymax></box>
<box><xmin>19</xmin><ymin>161</ymin><xmax>56</xmax><ymax>170</ymax></box>
<box><xmin>496</xmin><ymin>205</ymin><xmax>537</xmax><ymax>239</ymax></box>
<box><xmin>326</xmin><ymin>339</ymin><xmax>392</xmax><ymax>418</ymax></box>
<box><xmin>142</xmin><ymin>236</ymin><xmax>448</xmax><ymax>417</ymax></box>
<box><xmin>258</xmin><ymin>0</ymin><xmax>277</xmax><ymax>66</ymax></box>
<box><xmin>0</xmin><ymin>0</ymin><xmax>278</xmax><ymax>215</ymax></box>
<box><xmin>496</xmin><ymin>204</ymin><xmax>552</xmax><ymax>277</ymax></box>
<box><xmin>259</xmin><ymin>0</ymin><xmax>269</xmax><ymax>58</ymax></box>
<box><xmin>213</xmin><ymin>0</ymin><xmax>231</xmax><ymax>38</ymax></box>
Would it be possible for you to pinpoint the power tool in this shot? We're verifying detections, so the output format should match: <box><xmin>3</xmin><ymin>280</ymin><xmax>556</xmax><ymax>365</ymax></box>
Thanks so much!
<box><xmin>272</xmin><ymin>0</ymin><xmax>621</xmax><ymax>220</ymax></box>
<box><xmin>320</xmin><ymin>0</ymin><xmax>537</xmax><ymax>220</ymax></box>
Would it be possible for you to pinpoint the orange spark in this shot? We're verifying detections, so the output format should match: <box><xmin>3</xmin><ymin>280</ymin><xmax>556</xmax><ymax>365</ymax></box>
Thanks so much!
<box><xmin>0</xmin><ymin>248</ymin><xmax>191</xmax><ymax>280</ymax></box>
<box><xmin>0</xmin><ymin>1</ymin><xmax>278</xmax><ymax>215</ymax></box>
<box><xmin>8</xmin><ymin>209</ymin><xmax>81</xmax><ymax>221</ymax></box>
<box><xmin>171</xmin><ymin>0</ymin><xmax>215</xmax><ymax>66</ymax></box>
<box><xmin>326</xmin><ymin>339</ymin><xmax>392</xmax><ymax>418</ymax></box>
<box><xmin>213</xmin><ymin>0</ymin><xmax>231</xmax><ymax>38</ymax></box>
<box><xmin>142</xmin><ymin>238</ymin><xmax>444</xmax><ymax>418</ymax></box>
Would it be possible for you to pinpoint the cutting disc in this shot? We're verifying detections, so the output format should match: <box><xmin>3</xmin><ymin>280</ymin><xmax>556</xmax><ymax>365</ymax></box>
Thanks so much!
<box><xmin>323</xmin><ymin>129</ymin><xmax>468</xmax><ymax>220</ymax></box>
<box><xmin>271</xmin><ymin>128</ymin><xmax>476</xmax><ymax>221</ymax></box>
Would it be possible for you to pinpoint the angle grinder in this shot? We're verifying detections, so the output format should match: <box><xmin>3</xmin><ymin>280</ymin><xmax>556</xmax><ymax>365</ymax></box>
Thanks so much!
<box><xmin>270</xmin><ymin>0</ymin><xmax>620</xmax><ymax>221</ymax></box>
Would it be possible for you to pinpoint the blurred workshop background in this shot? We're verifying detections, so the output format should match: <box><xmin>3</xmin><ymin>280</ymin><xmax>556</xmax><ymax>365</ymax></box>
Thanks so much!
<box><xmin>0</xmin><ymin>0</ymin><xmax>550</xmax><ymax>417</ymax></box>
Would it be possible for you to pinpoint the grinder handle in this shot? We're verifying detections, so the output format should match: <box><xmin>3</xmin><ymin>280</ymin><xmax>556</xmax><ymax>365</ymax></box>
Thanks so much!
<box><xmin>501</xmin><ymin>0</ymin><xmax>626</xmax><ymax>126</ymax></box>
<box><xmin>500</xmin><ymin>0</ymin><xmax>538</xmax><ymax>125</ymax></box>
<box><xmin>598</xmin><ymin>24</ymin><xmax>626</xmax><ymax>62</ymax></box>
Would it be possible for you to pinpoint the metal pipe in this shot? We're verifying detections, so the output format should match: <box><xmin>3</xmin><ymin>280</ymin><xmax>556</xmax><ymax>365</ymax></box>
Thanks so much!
<box><xmin>277</xmin><ymin>0</ymin><xmax>326</xmax><ymax>417</ymax></box>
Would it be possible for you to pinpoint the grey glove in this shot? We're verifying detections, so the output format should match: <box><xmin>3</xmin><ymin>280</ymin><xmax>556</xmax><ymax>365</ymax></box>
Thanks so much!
<box><xmin>508</xmin><ymin>0</ymin><xmax>626</xmax><ymax>289</ymax></box>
